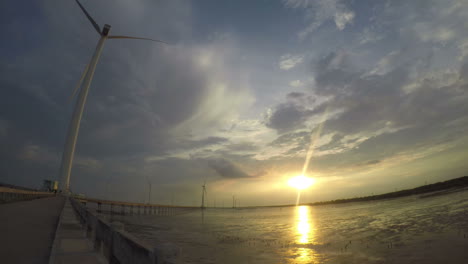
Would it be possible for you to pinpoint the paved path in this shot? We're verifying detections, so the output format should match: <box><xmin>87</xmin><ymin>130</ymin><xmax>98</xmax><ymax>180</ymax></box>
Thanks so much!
<box><xmin>0</xmin><ymin>196</ymin><xmax>65</xmax><ymax>264</ymax></box>
<box><xmin>49</xmin><ymin>198</ymin><xmax>105</xmax><ymax>264</ymax></box>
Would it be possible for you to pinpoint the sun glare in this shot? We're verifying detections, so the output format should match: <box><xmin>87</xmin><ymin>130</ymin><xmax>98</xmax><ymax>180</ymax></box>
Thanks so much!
<box><xmin>288</xmin><ymin>175</ymin><xmax>315</xmax><ymax>190</ymax></box>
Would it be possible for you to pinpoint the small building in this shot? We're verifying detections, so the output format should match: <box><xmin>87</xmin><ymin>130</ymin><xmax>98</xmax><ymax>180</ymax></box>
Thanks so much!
<box><xmin>42</xmin><ymin>180</ymin><xmax>59</xmax><ymax>192</ymax></box>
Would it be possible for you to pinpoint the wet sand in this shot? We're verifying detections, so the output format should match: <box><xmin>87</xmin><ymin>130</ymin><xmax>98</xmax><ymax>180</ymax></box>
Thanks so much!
<box><xmin>108</xmin><ymin>189</ymin><xmax>468</xmax><ymax>264</ymax></box>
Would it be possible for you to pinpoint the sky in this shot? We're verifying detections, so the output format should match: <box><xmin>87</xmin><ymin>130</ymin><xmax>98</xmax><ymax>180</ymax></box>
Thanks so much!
<box><xmin>1</xmin><ymin>0</ymin><xmax>468</xmax><ymax>206</ymax></box>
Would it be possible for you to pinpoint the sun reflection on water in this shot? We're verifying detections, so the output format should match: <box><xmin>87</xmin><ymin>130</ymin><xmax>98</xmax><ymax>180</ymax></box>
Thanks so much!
<box><xmin>297</xmin><ymin>207</ymin><xmax>309</xmax><ymax>243</ymax></box>
<box><xmin>297</xmin><ymin>206</ymin><xmax>313</xmax><ymax>244</ymax></box>
<box><xmin>293</xmin><ymin>205</ymin><xmax>316</xmax><ymax>263</ymax></box>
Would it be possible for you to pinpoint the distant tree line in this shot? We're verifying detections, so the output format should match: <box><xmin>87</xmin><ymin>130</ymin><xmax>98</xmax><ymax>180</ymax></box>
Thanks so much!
<box><xmin>308</xmin><ymin>176</ymin><xmax>468</xmax><ymax>206</ymax></box>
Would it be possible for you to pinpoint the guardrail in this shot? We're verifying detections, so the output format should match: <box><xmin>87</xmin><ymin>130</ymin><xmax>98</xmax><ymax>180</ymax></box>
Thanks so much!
<box><xmin>74</xmin><ymin>196</ymin><xmax>197</xmax><ymax>216</ymax></box>
<box><xmin>70</xmin><ymin>197</ymin><xmax>160</xmax><ymax>264</ymax></box>
<box><xmin>0</xmin><ymin>187</ymin><xmax>55</xmax><ymax>204</ymax></box>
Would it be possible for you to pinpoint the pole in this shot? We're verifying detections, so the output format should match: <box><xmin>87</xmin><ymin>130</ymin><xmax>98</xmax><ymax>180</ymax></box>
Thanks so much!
<box><xmin>148</xmin><ymin>181</ymin><xmax>152</xmax><ymax>204</ymax></box>
<box><xmin>59</xmin><ymin>29</ymin><xmax>109</xmax><ymax>193</ymax></box>
<box><xmin>201</xmin><ymin>186</ymin><xmax>205</xmax><ymax>209</ymax></box>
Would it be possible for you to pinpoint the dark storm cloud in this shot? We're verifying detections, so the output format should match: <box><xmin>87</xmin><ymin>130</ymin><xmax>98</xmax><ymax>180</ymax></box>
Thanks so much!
<box><xmin>286</xmin><ymin>92</ymin><xmax>306</xmax><ymax>99</ymax></box>
<box><xmin>265</xmin><ymin>92</ymin><xmax>319</xmax><ymax>133</ymax></box>
<box><xmin>207</xmin><ymin>158</ymin><xmax>252</xmax><ymax>178</ymax></box>
<box><xmin>0</xmin><ymin>0</ymin><xmax>239</xmax><ymax>189</ymax></box>
<box><xmin>265</xmin><ymin>103</ymin><xmax>309</xmax><ymax>133</ymax></box>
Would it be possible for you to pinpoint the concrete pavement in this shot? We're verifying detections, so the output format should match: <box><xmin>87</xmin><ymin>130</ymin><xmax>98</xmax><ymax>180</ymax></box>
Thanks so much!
<box><xmin>0</xmin><ymin>196</ymin><xmax>65</xmax><ymax>264</ymax></box>
<box><xmin>48</xmin><ymin>198</ymin><xmax>106</xmax><ymax>264</ymax></box>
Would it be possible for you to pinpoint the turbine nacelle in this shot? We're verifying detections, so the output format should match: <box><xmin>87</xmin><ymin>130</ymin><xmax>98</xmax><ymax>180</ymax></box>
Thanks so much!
<box><xmin>102</xmin><ymin>24</ymin><xmax>111</xmax><ymax>36</ymax></box>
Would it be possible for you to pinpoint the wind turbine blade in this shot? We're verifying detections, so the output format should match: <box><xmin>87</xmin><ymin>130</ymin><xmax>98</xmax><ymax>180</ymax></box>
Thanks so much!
<box><xmin>68</xmin><ymin>64</ymin><xmax>90</xmax><ymax>103</ymax></box>
<box><xmin>75</xmin><ymin>0</ymin><xmax>101</xmax><ymax>35</ymax></box>
<box><xmin>108</xmin><ymin>35</ymin><xmax>169</xmax><ymax>44</ymax></box>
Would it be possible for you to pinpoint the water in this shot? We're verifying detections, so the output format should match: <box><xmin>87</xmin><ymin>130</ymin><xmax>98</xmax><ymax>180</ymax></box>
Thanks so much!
<box><xmin>107</xmin><ymin>189</ymin><xmax>468</xmax><ymax>264</ymax></box>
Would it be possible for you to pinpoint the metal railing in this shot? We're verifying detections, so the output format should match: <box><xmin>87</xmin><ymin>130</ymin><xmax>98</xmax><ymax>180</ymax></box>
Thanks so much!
<box><xmin>73</xmin><ymin>196</ymin><xmax>197</xmax><ymax>216</ymax></box>
<box><xmin>70</xmin><ymin>197</ymin><xmax>160</xmax><ymax>264</ymax></box>
<box><xmin>0</xmin><ymin>186</ymin><xmax>55</xmax><ymax>204</ymax></box>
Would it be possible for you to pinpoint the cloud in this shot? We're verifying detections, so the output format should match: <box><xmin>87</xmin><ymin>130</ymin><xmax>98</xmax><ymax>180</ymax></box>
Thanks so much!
<box><xmin>362</xmin><ymin>159</ymin><xmax>381</xmax><ymax>166</ymax></box>
<box><xmin>2</xmin><ymin>0</ymin><xmax>468</xmax><ymax>204</ymax></box>
<box><xmin>289</xmin><ymin>80</ymin><xmax>304</xmax><ymax>87</ymax></box>
<box><xmin>265</xmin><ymin>21</ymin><xmax>468</xmax><ymax>169</ymax></box>
<box><xmin>180</xmin><ymin>137</ymin><xmax>229</xmax><ymax>149</ymax></box>
<box><xmin>265</xmin><ymin>91</ymin><xmax>323</xmax><ymax>134</ymax></box>
<box><xmin>223</xmin><ymin>142</ymin><xmax>259</xmax><ymax>153</ymax></box>
<box><xmin>320</xmin><ymin>53</ymin><xmax>467</xmax><ymax>135</ymax></box>
<box><xmin>0</xmin><ymin>119</ymin><xmax>8</xmax><ymax>138</ymax></box>
<box><xmin>283</xmin><ymin>0</ymin><xmax>355</xmax><ymax>39</ymax></box>
<box><xmin>17</xmin><ymin>144</ymin><xmax>57</xmax><ymax>163</ymax></box>
<box><xmin>207</xmin><ymin>158</ymin><xmax>252</xmax><ymax>178</ymax></box>
<box><xmin>265</xmin><ymin>103</ymin><xmax>311</xmax><ymax>133</ymax></box>
<box><xmin>334</xmin><ymin>10</ymin><xmax>355</xmax><ymax>30</ymax></box>
<box><xmin>270</xmin><ymin>130</ymin><xmax>310</xmax><ymax>148</ymax></box>
<box><xmin>458</xmin><ymin>39</ymin><xmax>468</xmax><ymax>60</ymax></box>
<box><xmin>279</xmin><ymin>54</ymin><xmax>304</xmax><ymax>70</ymax></box>
<box><xmin>0</xmin><ymin>0</ymin><xmax>253</xmax><ymax>190</ymax></box>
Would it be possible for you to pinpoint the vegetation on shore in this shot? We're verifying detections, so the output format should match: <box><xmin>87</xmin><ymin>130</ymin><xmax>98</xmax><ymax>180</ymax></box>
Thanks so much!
<box><xmin>305</xmin><ymin>176</ymin><xmax>468</xmax><ymax>207</ymax></box>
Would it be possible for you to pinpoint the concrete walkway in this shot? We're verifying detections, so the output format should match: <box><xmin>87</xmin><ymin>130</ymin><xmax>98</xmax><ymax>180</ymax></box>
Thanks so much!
<box><xmin>48</xmin><ymin>198</ymin><xmax>106</xmax><ymax>264</ymax></box>
<box><xmin>0</xmin><ymin>196</ymin><xmax>65</xmax><ymax>264</ymax></box>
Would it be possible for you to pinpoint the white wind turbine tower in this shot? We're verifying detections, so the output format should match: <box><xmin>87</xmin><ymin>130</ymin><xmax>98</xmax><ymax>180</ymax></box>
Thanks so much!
<box><xmin>201</xmin><ymin>181</ymin><xmax>207</xmax><ymax>209</ymax></box>
<box><xmin>59</xmin><ymin>0</ymin><xmax>167</xmax><ymax>193</ymax></box>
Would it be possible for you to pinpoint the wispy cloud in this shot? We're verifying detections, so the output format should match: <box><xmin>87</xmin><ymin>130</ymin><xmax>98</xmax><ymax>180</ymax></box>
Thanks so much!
<box><xmin>284</xmin><ymin>0</ymin><xmax>355</xmax><ymax>39</ymax></box>
<box><xmin>289</xmin><ymin>80</ymin><xmax>304</xmax><ymax>87</ymax></box>
<box><xmin>279</xmin><ymin>54</ymin><xmax>304</xmax><ymax>70</ymax></box>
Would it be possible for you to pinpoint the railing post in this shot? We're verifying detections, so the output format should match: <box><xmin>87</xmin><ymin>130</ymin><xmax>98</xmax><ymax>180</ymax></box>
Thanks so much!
<box><xmin>97</xmin><ymin>202</ymin><xmax>102</xmax><ymax>213</ymax></box>
<box><xmin>121</xmin><ymin>205</ymin><xmax>125</xmax><ymax>215</ymax></box>
<box><xmin>110</xmin><ymin>203</ymin><xmax>114</xmax><ymax>215</ymax></box>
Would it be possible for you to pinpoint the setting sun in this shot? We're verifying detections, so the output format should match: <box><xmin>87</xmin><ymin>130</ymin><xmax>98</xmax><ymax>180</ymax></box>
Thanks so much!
<box><xmin>288</xmin><ymin>175</ymin><xmax>315</xmax><ymax>190</ymax></box>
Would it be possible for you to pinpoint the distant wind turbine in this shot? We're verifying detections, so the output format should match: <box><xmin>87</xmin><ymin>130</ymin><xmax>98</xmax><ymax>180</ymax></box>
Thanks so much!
<box><xmin>59</xmin><ymin>0</ymin><xmax>167</xmax><ymax>193</ymax></box>
<box><xmin>201</xmin><ymin>181</ymin><xmax>207</xmax><ymax>209</ymax></box>
<box><xmin>147</xmin><ymin>178</ymin><xmax>152</xmax><ymax>204</ymax></box>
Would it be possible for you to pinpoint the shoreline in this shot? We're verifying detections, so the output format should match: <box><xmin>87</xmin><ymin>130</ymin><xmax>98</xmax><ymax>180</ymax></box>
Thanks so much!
<box><xmin>252</xmin><ymin>176</ymin><xmax>468</xmax><ymax>208</ymax></box>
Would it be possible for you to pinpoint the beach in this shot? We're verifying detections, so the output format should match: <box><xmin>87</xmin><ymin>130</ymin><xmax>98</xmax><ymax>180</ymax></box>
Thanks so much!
<box><xmin>104</xmin><ymin>188</ymin><xmax>468</xmax><ymax>263</ymax></box>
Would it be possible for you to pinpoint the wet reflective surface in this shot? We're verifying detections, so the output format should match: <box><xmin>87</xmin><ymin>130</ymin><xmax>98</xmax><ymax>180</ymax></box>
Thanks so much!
<box><xmin>295</xmin><ymin>206</ymin><xmax>317</xmax><ymax>263</ymax></box>
<box><xmin>109</xmin><ymin>189</ymin><xmax>468</xmax><ymax>263</ymax></box>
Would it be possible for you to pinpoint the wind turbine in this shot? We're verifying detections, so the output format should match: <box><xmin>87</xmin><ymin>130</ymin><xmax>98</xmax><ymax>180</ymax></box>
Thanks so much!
<box><xmin>201</xmin><ymin>181</ymin><xmax>207</xmax><ymax>209</ymax></box>
<box><xmin>59</xmin><ymin>0</ymin><xmax>167</xmax><ymax>193</ymax></box>
<box><xmin>147</xmin><ymin>177</ymin><xmax>152</xmax><ymax>204</ymax></box>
